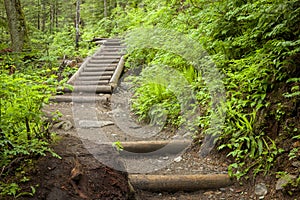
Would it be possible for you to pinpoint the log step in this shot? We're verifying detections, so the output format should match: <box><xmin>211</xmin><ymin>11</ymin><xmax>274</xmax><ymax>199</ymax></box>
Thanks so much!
<box><xmin>59</xmin><ymin>85</ymin><xmax>112</xmax><ymax>93</ymax></box>
<box><xmin>101</xmin><ymin>48</ymin><xmax>126</xmax><ymax>52</ymax></box>
<box><xmin>102</xmin><ymin>44</ymin><xmax>126</xmax><ymax>49</ymax></box>
<box><xmin>92</xmin><ymin>55</ymin><xmax>122</xmax><ymax>59</ymax></box>
<box><xmin>91</xmin><ymin>57</ymin><xmax>120</xmax><ymax>61</ymax></box>
<box><xmin>89</xmin><ymin>59</ymin><xmax>119</xmax><ymax>64</ymax></box>
<box><xmin>72</xmin><ymin>80</ymin><xmax>109</xmax><ymax>85</ymax></box>
<box><xmin>117</xmin><ymin>140</ymin><xmax>191</xmax><ymax>154</ymax></box>
<box><xmin>80</xmin><ymin>71</ymin><xmax>114</xmax><ymax>76</ymax></box>
<box><xmin>83</xmin><ymin>67</ymin><xmax>116</xmax><ymax>72</ymax></box>
<box><xmin>98</xmin><ymin>52</ymin><xmax>124</xmax><ymax>55</ymax></box>
<box><xmin>96</xmin><ymin>41</ymin><xmax>123</xmax><ymax>45</ymax></box>
<box><xmin>129</xmin><ymin>174</ymin><xmax>233</xmax><ymax>192</ymax></box>
<box><xmin>86</xmin><ymin>63</ymin><xmax>118</xmax><ymax>67</ymax></box>
<box><xmin>50</xmin><ymin>95</ymin><xmax>108</xmax><ymax>102</ymax></box>
<box><xmin>77</xmin><ymin>76</ymin><xmax>112</xmax><ymax>81</ymax></box>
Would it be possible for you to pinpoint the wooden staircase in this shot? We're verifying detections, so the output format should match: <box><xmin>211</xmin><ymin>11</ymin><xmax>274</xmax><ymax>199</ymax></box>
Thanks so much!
<box><xmin>64</xmin><ymin>38</ymin><xmax>125</xmax><ymax>94</ymax></box>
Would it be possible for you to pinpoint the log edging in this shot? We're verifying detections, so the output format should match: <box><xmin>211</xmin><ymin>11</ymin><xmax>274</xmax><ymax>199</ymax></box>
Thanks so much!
<box><xmin>129</xmin><ymin>174</ymin><xmax>233</xmax><ymax>192</ymax></box>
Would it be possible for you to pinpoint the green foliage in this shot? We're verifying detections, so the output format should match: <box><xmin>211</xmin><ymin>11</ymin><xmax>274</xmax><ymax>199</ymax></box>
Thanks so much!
<box><xmin>112</xmin><ymin>141</ymin><xmax>124</xmax><ymax>152</ymax></box>
<box><xmin>104</xmin><ymin>0</ymin><xmax>300</xmax><ymax>187</ymax></box>
<box><xmin>284</xmin><ymin>78</ymin><xmax>300</xmax><ymax>98</ymax></box>
<box><xmin>130</xmin><ymin>66</ymin><xmax>182</xmax><ymax>127</ymax></box>
<box><xmin>0</xmin><ymin>71</ymin><xmax>59</xmax><ymax>197</ymax></box>
<box><xmin>1</xmin><ymin>0</ymin><xmax>299</xmax><ymax>194</ymax></box>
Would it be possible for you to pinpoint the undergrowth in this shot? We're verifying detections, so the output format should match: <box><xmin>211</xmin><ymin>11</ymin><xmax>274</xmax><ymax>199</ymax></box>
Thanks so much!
<box><xmin>102</xmin><ymin>0</ymin><xmax>300</xmax><ymax>193</ymax></box>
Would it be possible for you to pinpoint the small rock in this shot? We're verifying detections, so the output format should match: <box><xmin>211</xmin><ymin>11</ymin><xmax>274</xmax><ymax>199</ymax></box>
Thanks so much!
<box><xmin>255</xmin><ymin>183</ymin><xmax>268</xmax><ymax>197</ymax></box>
<box><xmin>276</xmin><ymin>174</ymin><xmax>296</xmax><ymax>190</ymax></box>
<box><xmin>219</xmin><ymin>188</ymin><xmax>226</xmax><ymax>192</ymax></box>
<box><xmin>162</xmin><ymin>156</ymin><xmax>169</xmax><ymax>160</ymax></box>
<box><xmin>62</xmin><ymin>121</ymin><xmax>73</xmax><ymax>131</ymax></box>
<box><xmin>204</xmin><ymin>191</ymin><xmax>214</xmax><ymax>195</ymax></box>
<box><xmin>53</xmin><ymin>121</ymin><xmax>64</xmax><ymax>129</ymax></box>
<box><xmin>111</xmin><ymin>134</ymin><xmax>118</xmax><ymax>137</ymax></box>
<box><xmin>183</xmin><ymin>132</ymin><xmax>192</xmax><ymax>138</ymax></box>
<box><xmin>160</xmin><ymin>156</ymin><xmax>169</xmax><ymax>160</ymax></box>
<box><xmin>174</xmin><ymin>156</ymin><xmax>183</xmax><ymax>162</ymax></box>
<box><xmin>292</xmin><ymin>161</ymin><xmax>300</xmax><ymax>168</ymax></box>
<box><xmin>235</xmin><ymin>189</ymin><xmax>243</xmax><ymax>193</ymax></box>
<box><xmin>292</xmin><ymin>141</ymin><xmax>300</xmax><ymax>148</ymax></box>
<box><xmin>53</xmin><ymin>120</ymin><xmax>73</xmax><ymax>131</ymax></box>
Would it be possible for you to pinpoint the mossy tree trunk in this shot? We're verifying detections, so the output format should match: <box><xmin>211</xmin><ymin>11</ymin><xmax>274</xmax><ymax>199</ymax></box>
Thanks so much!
<box><xmin>4</xmin><ymin>0</ymin><xmax>30</xmax><ymax>52</ymax></box>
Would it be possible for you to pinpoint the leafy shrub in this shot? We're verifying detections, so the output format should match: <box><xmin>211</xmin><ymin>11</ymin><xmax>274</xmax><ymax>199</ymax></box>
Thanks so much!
<box><xmin>0</xmin><ymin>72</ymin><xmax>58</xmax><ymax>197</ymax></box>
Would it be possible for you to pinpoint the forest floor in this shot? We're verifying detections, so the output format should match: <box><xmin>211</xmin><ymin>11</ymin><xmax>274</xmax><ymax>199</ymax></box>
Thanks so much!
<box><xmin>9</xmin><ymin>95</ymin><xmax>298</xmax><ymax>200</ymax></box>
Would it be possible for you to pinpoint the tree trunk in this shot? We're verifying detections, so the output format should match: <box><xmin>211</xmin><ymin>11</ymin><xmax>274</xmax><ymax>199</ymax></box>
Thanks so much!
<box><xmin>104</xmin><ymin>0</ymin><xmax>107</xmax><ymax>17</ymax></box>
<box><xmin>75</xmin><ymin>0</ymin><xmax>80</xmax><ymax>50</ymax></box>
<box><xmin>41</xmin><ymin>0</ymin><xmax>46</xmax><ymax>32</ymax></box>
<box><xmin>55</xmin><ymin>0</ymin><xmax>59</xmax><ymax>28</ymax></box>
<box><xmin>49</xmin><ymin>4</ymin><xmax>54</xmax><ymax>33</ymax></box>
<box><xmin>4</xmin><ymin>0</ymin><xmax>30</xmax><ymax>52</ymax></box>
<box><xmin>37</xmin><ymin>0</ymin><xmax>40</xmax><ymax>30</ymax></box>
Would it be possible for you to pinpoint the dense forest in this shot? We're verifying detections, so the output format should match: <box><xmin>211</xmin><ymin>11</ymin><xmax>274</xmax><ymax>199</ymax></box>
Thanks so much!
<box><xmin>1</xmin><ymin>0</ymin><xmax>300</xmax><ymax>198</ymax></box>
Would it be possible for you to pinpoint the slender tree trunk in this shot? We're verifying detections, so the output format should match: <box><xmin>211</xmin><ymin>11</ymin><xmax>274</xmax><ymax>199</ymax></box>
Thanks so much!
<box><xmin>104</xmin><ymin>0</ymin><xmax>107</xmax><ymax>17</ymax></box>
<box><xmin>4</xmin><ymin>0</ymin><xmax>30</xmax><ymax>52</ymax></box>
<box><xmin>49</xmin><ymin>4</ymin><xmax>54</xmax><ymax>33</ymax></box>
<box><xmin>41</xmin><ymin>0</ymin><xmax>46</xmax><ymax>32</ymax></box>
<box><xmin>75</xmin><ymin>0</ymin><xmax>80</xmax><ymax>50</ymax></box>
<box><xmin>55</xmin><ymin>0</ymin><xmax>59</xmax><ymax>28</ymax></box>
<box><xmin>37</xmin><ymin>0</ymin><xmax>40</xmax><ymax>30</ymax></box>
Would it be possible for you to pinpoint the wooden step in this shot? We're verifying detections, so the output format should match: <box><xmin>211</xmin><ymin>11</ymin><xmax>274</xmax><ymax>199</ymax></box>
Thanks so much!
<box><xmin>77</xmin><ymin>76</ymin><xmax>112</xmax><ymax>81</ymax></box>
<box><xmin>92</xmin><ymin>55</ymin><xmax>121</xmax><ymax>59</ymax></box>
<box><xmin>62</xmin><ymin>85</ymin><xmax>112</xmax><ymax>93</ymax></box>
<box><xmin>89</xmin><ymin>60</ymin><xmax>119</xmax><ymax>64</ymax></box>
<box><xmin>129</xmin><ymin>174</ymin><xmax>233</xmax><ymax>192</ymax></box>
<box><xmin>86</xmin><ymin>63</ymin><xmax>118</xmax><ymax>68</ymax></box>
<box><xmin>103</xmin><ymin>42</ymin><xmax>123</xmax><ymax>46</ymax></box>
<box><xmin>102</xmin><ymin>45</ymin><xmax>126</xmax><ymax>48</ymax></box>
<box><xmin>80</xmin><ymin>71</ymin><xmax>114</xmax><ymax>76</ymax></box>
<box><xmin>50</xmin><ymin>95</ymin><xmax>108</xmax><ymax>102</ymax></box>
<box><xmin>83</xmin><ymin>67</ymin><xmax>115</xmax><ymax>72</ymax></box>
<box><xmin>91</xmin><ymin>56</ymin><xmax>120</xmax><ymax>61</ymax></box>
<box><xmin>73</xmin><ymin>80</ymin><xmax>109</xmax><ymax>85</ymax></box>
<box><xmin>97</xmin><ymin>51</ymin><xmax>124</xmax><ymax>55</ymax></box>
<box><xmin>100</xmin><ymin>48</ymin><xmax>126</xmax><ymax>52</ymax></box>
<box><xmin>95</xmin><ymin>39</ymin><xmax>123</xmax><ymax>45</ymax></box>
<box><xmin>117</xmin><ymin>140</ymin><xmax>191</xmax><ymax>154</ymax></box>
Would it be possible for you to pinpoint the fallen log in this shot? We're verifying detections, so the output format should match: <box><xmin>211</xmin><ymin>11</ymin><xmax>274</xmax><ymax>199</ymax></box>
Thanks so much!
<box><xmin>57</xmin><ymin>85</ymin><xmax>112</xmax><ymax>93</ymax></box>
<box><xmin>118</xmin><ymin>140</ymin><xmax>191</xmax><ymax>154</ymax></box>
<box><xmin>129</xmin><ymin>174</ymin><xmax>233</xmax><ymax>192</ymax></box>
<box><xmin>50</xmin><ymin>95</ymin><xmax>108</xmax><ymax>103</ymax></box>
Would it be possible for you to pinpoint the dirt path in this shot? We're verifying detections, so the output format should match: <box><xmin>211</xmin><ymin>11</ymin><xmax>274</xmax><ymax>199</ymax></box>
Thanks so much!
<box><xmin>36</xmin><ymin>97</ymin><xmax>288</xmax><ymax>200</ymax></box>
<box><xmin>14</xmin><ymin>77</ymin><xmax>294</xmax><ymax>199</ymax></box>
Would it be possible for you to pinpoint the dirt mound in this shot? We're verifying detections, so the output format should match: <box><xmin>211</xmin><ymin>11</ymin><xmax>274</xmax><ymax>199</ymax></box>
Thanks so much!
<box><xmin>16</xmin><ymin>135</ymin><xmax>134</xmax><ymax>200</ymax></box>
